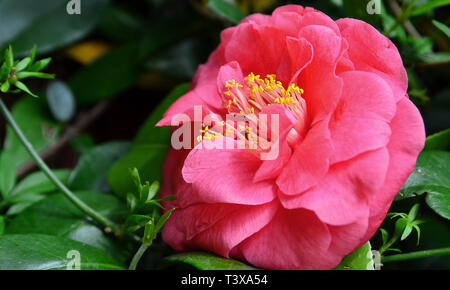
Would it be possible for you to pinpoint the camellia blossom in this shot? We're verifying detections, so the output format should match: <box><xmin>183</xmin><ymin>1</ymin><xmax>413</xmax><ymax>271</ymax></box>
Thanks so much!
<box><xmin>157</xmin><ymin>5</ymin><xmax>425</xmax><ymax>269</ymax></box>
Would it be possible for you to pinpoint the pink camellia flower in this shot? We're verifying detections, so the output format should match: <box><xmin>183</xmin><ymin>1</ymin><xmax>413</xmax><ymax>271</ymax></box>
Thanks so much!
<box><xmin>157</xmin><ymin>5</ymin><xmax>425</xmax><ymax>269</ymax></box>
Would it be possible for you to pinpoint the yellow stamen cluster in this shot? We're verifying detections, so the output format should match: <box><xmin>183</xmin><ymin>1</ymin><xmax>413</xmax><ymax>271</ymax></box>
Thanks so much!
<box><xmin>199</xmin><ymin>72</ymin><xmax>307</xmax><ymax>145</ymax></box>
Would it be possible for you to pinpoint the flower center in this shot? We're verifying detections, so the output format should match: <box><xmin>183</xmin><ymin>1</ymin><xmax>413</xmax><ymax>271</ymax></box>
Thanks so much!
<box><xmin>200</xmin><ymin>73</ymin><xmax>307</xmax><ymax>148</ymax></box>
<box><xmin>223</xmin><ymin>72</ymin><xmax>306</xmax><ymax>121</ymax></box>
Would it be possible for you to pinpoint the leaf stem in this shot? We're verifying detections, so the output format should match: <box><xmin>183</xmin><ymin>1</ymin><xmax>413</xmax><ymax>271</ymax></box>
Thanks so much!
<box><xmin>0</xmin><ymin>98</ymin><xmax>119</xmax><ymax>233</ymax></box>
<box><xmin>381</xmin><ymin>248</ymin><xmax>450</xmax><ymax>263</ymax></box>
<box><xmin>129</xmin><ymin>244</ymin><xmax>149</xmax><ymax>270</ymax></box>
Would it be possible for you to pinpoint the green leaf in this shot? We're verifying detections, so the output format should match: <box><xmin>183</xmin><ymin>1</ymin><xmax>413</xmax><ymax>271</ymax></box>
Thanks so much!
<box><xmin>401</xmin><ymin>224</ymin><xmax>414</xmax><ymax>241</ymax></box>
<box><xmin>408</xmin><ymin>203</ymin><xmax>420</xmax><ymax>222</ymax></box>
<box><xmin>333</xmin><ymin>242</ymin><xmax>375</xmax><ymax>270</ymax></box>
<box><xmin>397</xmin><ymin>150</ymin><xmax>450</xmax><ymax>202</ymax></box>
<box><xmin>160</xmin><ymin>251</ymin><xmax>258</xmax><ymax>270</ymax></box>
<box><xmin>16</xmin><ymin>71</ymin><xmax>55</xmax><ymax>80</ymax></box>
<box><xmin>426</xmin><ymin>189</ymin><xmax>450</xmax><ymax>220</ymax></box>
<box><xmin>411</xmin><ymin>0</ymin><xmax>450</xmax><ymax>17</ymax></box>
<box><xmin>0</xmin><ymin>216</ymin><xmax>5</xmax><ymax>236</ymax></box>
<box><xmin>207</xmin><ymin>0</ymin><xmax>246</xmax><ymax>24</ymax></box>
<box><xmin>424</xmin><ymin>128</ymin><xmax>450</xmax><ymax>151</ymax></box>
<box><xmin>15</xmin><ymin>57</ymin><xmax>31</xmax><ymax>71</ymax></box>
<box><xmin>1</xmin><ymin>80</ymin><xmax>10</xmax><ymax>93</ymax></box>
<box><xmin>380</xmin><ymin>228</ymin><xmax>389</xmax><ymax>245</ymax></box>
<box><xmin>0</xmin><ymin>97</ymin><xmax>61</xmax><ymax>196</ymax></box>
<box><xmin>27</xmin><ymin>57</ymin><xmax>51</xmax><ymax>72</ymax></box>
<box><xmin>432</xmin><ymin>20</ymin><xmax>450</xmax><ymax>39</ymax></box>
<box><xmin>68</xmin><ymin>141</ymin><xmax>131</xmax><ymax>192</ymax></box>
<box><xmin>10</xmin><ymin>170</ymin><xmax>71</xmax><ymax>197</ymax></box>
<box><xmin>3</xmin><ymin>169</ymin><xmax>71</xmax><ymax>215</ymax></box>
<box><xmin>14</xmin><ymin>81</ymin><xmax>38</xmax><ymax>97</ymax></box>
<box><xmin>0</xmin><ymin>234</ymin><xmax>125</xmax><ymax>270</ymax></box>
<box><xmin>127</xmin><ymin>192</ymin><xmax>139</xmax><ymax>213</ymax></box>
<box><xmin>0</xmin><ymin>0</ymin><xmax>110</xmax><ymax>56</ymax></box>
<box><xmin>107</xmin><ymin>83</ymin><xmax>189</xmax><ymax>197</ymax></box>
<box><xmin>5</xmin><ymin>191</ymin><xmax>130</xmax><ymax>263</ymax></box>
<box><xmin>45</xmin><ymin>80</ymin><xmax>76</xmax><ymax>122</ymax></box>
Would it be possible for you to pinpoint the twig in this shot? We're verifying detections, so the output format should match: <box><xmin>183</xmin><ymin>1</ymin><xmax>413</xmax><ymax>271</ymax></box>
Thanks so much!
<box><xmin>0</xmin><ymin>98</ymin><xmax>119</xmax><ymax>232</ymax></box>
<box><xmin>386</xmin><ymin>0</ymin><xmax>421</xmax><ymax>39</ymax></box>
<box><xmin>16</xmin><ymin>101</ymin><xmax>110</xmax><ymax>178</ymax></box>
<box><xmin>381</xmin><ymin>247</ymin><xmax>450</xmax><ymax>263</ymax></box>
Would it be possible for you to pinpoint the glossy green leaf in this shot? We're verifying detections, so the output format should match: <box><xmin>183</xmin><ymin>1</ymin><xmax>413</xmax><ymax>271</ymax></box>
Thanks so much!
<box><xmin>207</xmin><ymin>0</ymin><xmax>246</xmax><ymax>24</ymax></box>
<box><xmin>0</xmin><ymin>97</ymin><xmax>61</xmax><ymax>196</ymax></box>
<box><xmin>397</xmin><ymin>150</ymin><xmax>450</xmax><ymax>203</ymax></box>
<box><xmin>333</xmin><ymin>242</ymin><xmax>375</xmax><ymax>270</ymax></box>
<box><xmin>0</xmin><ymin>234</ymin><xmax>125</xmax><ymax>270</ymax></box>
<box><xmin>426</xmin><ymin>189</ymin><xmax>450</xmax><ymax>220</ymax></box>
<box><xmin>108</xmin><ymin>83</ymin><xmax>189</xmax><ymax>197</ymax></box>
<box><xmin>46</xmin><ymin>80</ymin><xmax>76</xmax><ymax>122</ymax></box>
<box><xmin>0</xmin><ymin>0</ymin><xmax>110</xmax><ymax>56</ymax></box>
<box><xmin>6</xmin><ymin>191</ymin><xmax>130</xmax><ymax>263</ymax></box>
<box><xmin>161</xmin><ymin>251</ymin><xmax>258</xmax><ymax>270</ymax></box>
<box><xmin>69</xmin><ymin>141</ymin><xmax>131</xmax><ymax>192</ymax></box>
<box><xmin>424</xmin><ymin>128</ymin><xmax>450</xmax><ymax>151</ymax></box>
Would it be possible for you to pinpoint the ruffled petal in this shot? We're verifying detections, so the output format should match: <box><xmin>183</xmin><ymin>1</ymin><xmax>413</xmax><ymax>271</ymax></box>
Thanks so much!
<box><xmin>234</xmin><ymin>207</ymin><xmax>341</xmax><ymax>270</ymax></box>
<box><xmin>253</xmin><ymin>105</ymin><xmax>297</xmax><ymax>182</ymax></box>
<box><xmin>182</xmin><ymin>139</ymin><xmax>277</xmax><ymax>205</ymax></box>
<box><xmin>277</xmin><ymin>118</ymin><xmax>332</xmax><ymax>195</ymax></box>
<box><xmin>272</xmin><ymin>5</ymin><xmax>340</xmax><ymax>37</ymax></box>
<box><xmin>162</xmin><ymin>201</ymin><xmax>278</xmax><ymax>257</ymax></box>
<box><xmin>369</xmin><ymin>98</ymin><xmax>425</xmax><ymax>216</ymax></box>
<box><xmin>336</xmin><ymin>18</ymin><xmax>408</xmax><ymax>102</ymax></box>
<box><xmin>297</xmin><ymin>25</ymin><xmax>344</xmax><ymax>122</ymax></box>
<box><xmin>279</xmin><ymin>148</ymin><xmax>388</xmax><ymax>225</ymax></box>
<box><xmin>329</xmin><ymin>71</ymin><xmax>396</xmax><ymax>164</ymax></box>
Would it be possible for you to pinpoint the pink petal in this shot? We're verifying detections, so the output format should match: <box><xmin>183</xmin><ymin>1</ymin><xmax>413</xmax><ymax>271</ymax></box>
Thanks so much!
<box><xmin>327</xmin><ymin>218</ymin><xmax>369</xmax><ymax>257</ymax></box>
<box><xmin>297</xmin><ymin>25</ymin><xmax>344</xmax><ymax>122</ymax></box>
<box><xmin>253</xmin><ymin>105</ymin><xmax>297</xmax><ymax>182</ymax></box>
<box><xmin>369</xmin><ymin>97</ymin><xmax>425</xmax><ymax>217</ymax></box>
<box><xmin>276</xmin><ymin>37</ymin><xmax>313</xmax><ymax>85</ymax></box>
<box><xmin>330</xmin><ymin>71</ymin><xmax>396</xmax><ymax>163</ymax></box>
<box><xmin>162</xmin><ymin>201</ymin><xmax>278</xmax><ymax>257</ymax></box>
<box><xmin>336</xmin><ymin>18</ymin><xmax>408</xmax><ymax>102</ymax></box>
<box><xmin>280</xmin><ymin>148</ymin><xmax>389</xmax><ymax>225</ymax></box>
<box><xmin>276</xmin><ymin>118</ymin><xmax>332</xmax><ymax>195</ymax></box>
<box><xmin>224</xmin><ymin>23</ymin><xmax>287</xmax><ymax>76</ymax></box>
<box><xmin>272</xmin><ymin>5</ymin><xmax>340</xmax><ymax>37</ymax></box>
<box><xmin>182</xmin><ymin>140</ymin><xmax>277</xmax><ymax>205</ymax></box>
<box><xmin>234</xmin><ymin>207</ymin><xmax>342</xmax><ymax>269</ymax></box>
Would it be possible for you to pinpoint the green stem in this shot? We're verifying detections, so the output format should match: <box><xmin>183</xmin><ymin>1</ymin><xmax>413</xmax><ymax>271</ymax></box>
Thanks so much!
<box><xmin>381</xmin><ymin>248</ymin><xmax>450</xmax><ymax>263</ymax></box>
<box><xmin>379</xmin><ymin>235</ymin><xmax>400</xmax><ymax>255</ymax></box>
<box><xmin>129</xmin><ymin>244</ymin><xmax>149</xmax><ymax>270</ymax></box>
<box><xmin>0</xmin><ymin>98</ymin><xmax>119</xmax><ymax>233</ymax></box>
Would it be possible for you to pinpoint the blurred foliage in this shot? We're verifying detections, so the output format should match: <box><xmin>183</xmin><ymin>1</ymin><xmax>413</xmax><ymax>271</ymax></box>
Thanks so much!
<box><xmin>0</xmin><ymin>0</ymin><xmax>448</xmax><ymax>270</ymax></box>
